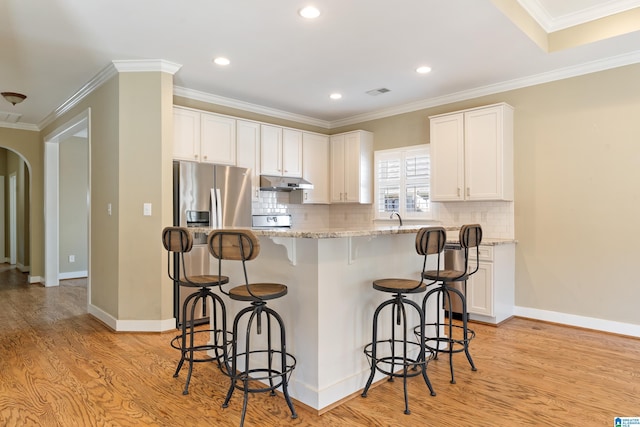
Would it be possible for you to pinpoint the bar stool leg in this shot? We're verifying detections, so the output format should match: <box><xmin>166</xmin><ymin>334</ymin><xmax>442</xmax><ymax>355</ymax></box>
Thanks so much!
<box><xmin>362</xmin><ymin>296</ymin><xmax>435</xmax><ymax>414</ymax></box>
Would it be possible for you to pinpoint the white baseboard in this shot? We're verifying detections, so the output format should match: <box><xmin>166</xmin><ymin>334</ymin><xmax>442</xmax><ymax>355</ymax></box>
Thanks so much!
<box><xmin>59</xmin><ymin>270</ymin><xmax>88</xmax><ymax>280</ymax></box>
<box><xmin>514</xmin><ymin>306</ymin><xmax>640</xmax><ymax>338</ymax></box>
<box><xmin>88</xmin><ymin>303</ymin><xmax>176</xmax><ymax>332</ymax></box>
<box><xmin>28</xmin><ymin>275</ymin><xmax>43</xmax><ymax>284</ymax></box>
<box><xmin>16</xmin><ymin>263</ymin><xmax>29</xmax><ymax>273</ymax></box>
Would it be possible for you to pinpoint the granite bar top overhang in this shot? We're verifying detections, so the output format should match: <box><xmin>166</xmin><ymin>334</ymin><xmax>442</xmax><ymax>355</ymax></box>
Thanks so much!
<box><xmin>188</xmin><ymin>225</ymin><xmax>515</xmax><ymax>245</ymax></box>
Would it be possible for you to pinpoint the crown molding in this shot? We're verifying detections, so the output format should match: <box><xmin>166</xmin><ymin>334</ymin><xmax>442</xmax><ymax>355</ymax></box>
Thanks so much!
<box><xmin>112</xmin><ymin>59</ymin><xmax>182</xmax><ymax>74</ymax></box>
<box><xmin>38</xmin><ymin>64</ymin><xmax>118</xmax><ymax>130</ymax></box>
<box><xmin>32</xmin><ymin>51</ymin><xmax>640</xmax><ymax>133</ymax></box>
<box><xmin>517</xmin><ymin>0</ymin><xmax>640</xmax><ymax>32</ymax></box>
<box><xmin>38</xmin><ymin>60</ymin><xmax>182</xmax><ymax>130</ymax></box>
<box><xmin>173</xmin><ymin>86</ymin><xmax>331</xmax><ymax>129</ymax></box>
<box><xmin>331</xmin><ymin>49</ymin><xmax>640</xmax><ymax>128</ymax></box>
<box><xmin>0</xmin><ymin>121</ymin><xmax>39</xmax><ymax>131</ymax></box>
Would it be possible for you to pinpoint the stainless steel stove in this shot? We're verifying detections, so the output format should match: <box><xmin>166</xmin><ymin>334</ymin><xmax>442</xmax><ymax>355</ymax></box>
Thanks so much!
<box><xmin>252</xmin><ymin>214</ymin><xmax>292</xmax><ymax>228</ymax></box>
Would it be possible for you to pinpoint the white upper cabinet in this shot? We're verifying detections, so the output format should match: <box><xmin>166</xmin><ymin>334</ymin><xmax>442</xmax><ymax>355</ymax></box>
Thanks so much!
<box><xmin>173</xmin><ymin>107</ymin><xmax>201</xmax><ymax>162</ymax></box>
<box><xmin>282</xmin><ymin>129</ymin><xmax>303</xmax><ymax>177</ymax></box>
<box><xmin>430</xmin><ymin>103</ymin><xmax>513</xmax><ymax>201</ymax></box>
<box><xmin>200</xmin><ymin>113</ymin><xmax>236</xmax><ymax>165</ymax></box>
<box><xmin>330</xmin><ymin>130</ymin><xmax>373</xmax><ymax>204</ymax></box>
<box><xmin>260</xmin><ymin>125</ymin><xmax>303</xmax><ymax>177</ymax></box>
<box><xmin>291</xmin><ymin>132</ymin><xmax>330</xmax><ymax>204</ymax></box>
<box><xmin>173</xmin><ymin>106</ymin><xmax>236</xmax><ymax>165</ymax></box>
<box><xmin>236</xmin><ymin>120</ymin><xmax>261</xmax><ymax>200</ymax></box>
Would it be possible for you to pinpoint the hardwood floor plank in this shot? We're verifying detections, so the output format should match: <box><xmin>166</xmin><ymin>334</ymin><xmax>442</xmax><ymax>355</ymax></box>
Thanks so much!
<box><xmin>1</xmin><ymin>266</ymin><xmax>639</xmax><ymax>426</ymax></box>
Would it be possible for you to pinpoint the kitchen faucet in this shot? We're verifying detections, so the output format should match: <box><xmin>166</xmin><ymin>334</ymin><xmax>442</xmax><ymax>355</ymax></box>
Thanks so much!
<box><xmin>390</xmin><ymin>211</ymin><xmax>403</xmax><ymax>226</ymax></box>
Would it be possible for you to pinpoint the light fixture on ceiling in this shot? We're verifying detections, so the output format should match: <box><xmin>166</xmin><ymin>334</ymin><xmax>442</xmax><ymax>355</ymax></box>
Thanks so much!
<box><xmin>299</xmin><ymin>6</ymin><xmax>320</xmax><ymax>19</ymax></box>
<box><xmin>416</xmin><ymin>66</ymin><xmax>432</xmax><ymax>74</ymax></box>
<box><xmin>329</xmin><ymin>93</ymin><xmax>342</xmax><ymax>100</ymax></box>
<box><xmin>213</xmin><ymin>57</ymin><xmax>230</xmax><ymax>66</ymax></box>
<box><xmin>1</xmin><ymin>92</ymin><xmax>27</xmax><ymax>106</ymax></box>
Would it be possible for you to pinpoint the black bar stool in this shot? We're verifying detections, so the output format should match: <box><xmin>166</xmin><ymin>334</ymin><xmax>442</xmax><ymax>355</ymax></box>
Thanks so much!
<box><xmin>207</xmin><ymin>229</ymin><xmax>297</xmax><ymax>427</ymax></box>
<box><xmin>361</xmin><ymin>226</ymin><xmax>445</xmax><ymax>414</ymax></box>
<box><xmin>417</xmin><ymin>224</ymin><xmax>482</xmax><ymax>384</ymax></box>
<box><xmin>161</xmin><ymin>226</ymin><xmax>229</xmax><ymax>395</ymax></box>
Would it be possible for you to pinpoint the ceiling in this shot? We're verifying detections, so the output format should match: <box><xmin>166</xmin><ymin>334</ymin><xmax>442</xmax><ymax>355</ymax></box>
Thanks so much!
<box><xmin>1</xmin><ymin>0</ymin><xmax>640</xmax><ymax>130</ymax></box>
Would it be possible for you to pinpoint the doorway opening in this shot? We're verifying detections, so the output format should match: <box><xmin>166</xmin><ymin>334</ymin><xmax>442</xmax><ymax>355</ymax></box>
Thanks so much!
<box><xmin>43</xmin><ymin>109</ymin><xmax>91</xmax><ymax>305</ymax></box>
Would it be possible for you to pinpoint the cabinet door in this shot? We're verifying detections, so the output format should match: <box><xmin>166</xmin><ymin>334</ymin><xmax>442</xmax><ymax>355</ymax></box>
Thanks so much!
<box><xmin>200</xmin><ymin>113</ymin><xmax>236</xmax><ymax>165</ymax></box>
<box><xmin>429</xmin><ymin>113</ymin><xmax>464</xmax><ymax>201</ymax></box>
<box><xmin>467</xmin><ymin>261</ymin><xmax>493</xmax><ymax>317</ymax></box>
<box><xmin>300</xmin><ymin>133</ymin><xmax>329</xmax><ymax>204</ymax></box>
<box><xmin>330</xmin><ymin>135</ymin><xmax>346</xmax><ymax>202</ymax></box>
<box><xmin>260</xmin><ymin>125</ymin><xmax>282</xmax><ymax>175</ymax></box>
<box><xmin>282</xmin><ymin>129</ymin><xmax>302</xmax><ymax>177</ymax></box>
<box><xmin>343</xmin><ymin>132</ymin><xmax>362</xmax><ymax>203</ymax></box>
<box><xmin>173</xmin><ymin>107</ymin><xmax>201</xmax><ymax>161</ymax></box>
<box><xmin>464</xmin><ymin>106</ymin><xmax>503</xmax><ymax>200</ymax></box>
<box><xmin>237</xmin><ymin>120</ymin><xmax>261</xmax><ymax>200</ymax></box>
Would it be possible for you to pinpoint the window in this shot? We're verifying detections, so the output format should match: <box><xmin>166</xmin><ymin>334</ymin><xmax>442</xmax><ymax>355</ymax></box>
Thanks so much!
<box><xmin>374</xmin><ymin>145</ymin><xmax>430</xmax><ymax>220</ymax></box>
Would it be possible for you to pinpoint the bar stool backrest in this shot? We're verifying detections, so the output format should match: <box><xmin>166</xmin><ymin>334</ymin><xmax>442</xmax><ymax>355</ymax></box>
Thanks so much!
<box><xmin>208</xmin><ymin>229</ymin><xmax>260</xmax><ymax>261</ymax></box>
<box><xmin>208</xmin><ymin>229</ymin><xmax>260</xmax><ymax>299</ymax></box>
<box><xmin>162</xmin><ymin>226</ymin><xmax>194</xmax><ymax>284</ymax></box>
<box><xmin>459</xmin><ymin>224</ymin><xmax>483</xmax><ymax>278</ymax></box>
<box><xmin>416</xmin><ymin>226</ymin><xmax>447</xmax><ymax>285</ymax></box>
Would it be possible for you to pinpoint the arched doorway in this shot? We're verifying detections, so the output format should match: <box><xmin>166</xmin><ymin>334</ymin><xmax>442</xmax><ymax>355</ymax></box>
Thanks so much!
<box><xmin>0</xmin><ymin>149</ymin><xmax>31</xmax><ymax>273</ymax></box>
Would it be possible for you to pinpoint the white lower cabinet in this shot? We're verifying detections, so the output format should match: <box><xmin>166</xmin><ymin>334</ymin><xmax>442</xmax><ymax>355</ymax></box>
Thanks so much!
<box><xmin>467</xmin><ymin>243</ymin><xmax>515</xmax><ymax>324</ymax></box>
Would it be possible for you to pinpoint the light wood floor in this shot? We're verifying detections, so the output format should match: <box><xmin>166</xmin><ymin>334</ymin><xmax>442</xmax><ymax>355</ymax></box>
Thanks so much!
<box><xmin>1</xmin><ymin>266</ymin><xmax>639</xmax><ymax>426</ymax></box>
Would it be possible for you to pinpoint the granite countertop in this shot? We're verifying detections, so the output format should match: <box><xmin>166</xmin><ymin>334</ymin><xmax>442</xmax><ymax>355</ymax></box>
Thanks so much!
<box><xmin>189</xmin><ymin>225</ymin><xmax>516</xmax><ymax>245</ymax></box>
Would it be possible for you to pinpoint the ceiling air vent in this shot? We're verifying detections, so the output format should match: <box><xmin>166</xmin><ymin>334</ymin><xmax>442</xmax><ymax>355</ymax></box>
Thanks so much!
<box><xmin>366</xmin><ymin>88</ymin><xmax>391</xmax><ymax>96</ymax></box>
<box><xmin>0</xmin><ymin>111</ymin><xmax>22</xmax><ymax>123</ymax></box>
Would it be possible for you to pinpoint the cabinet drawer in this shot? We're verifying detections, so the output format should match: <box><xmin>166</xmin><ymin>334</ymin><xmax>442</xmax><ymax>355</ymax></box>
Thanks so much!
<box><xmin>470</xmin><ymin>245</ymin><xmax>493</xmax><ymax>262</ymax></box>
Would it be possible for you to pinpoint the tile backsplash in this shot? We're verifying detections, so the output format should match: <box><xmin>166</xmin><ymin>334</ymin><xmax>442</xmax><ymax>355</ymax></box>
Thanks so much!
<box><xmin>254</xmin><ymin>191</ymin><xmax>514</xmax><ymax>239</ymax></box>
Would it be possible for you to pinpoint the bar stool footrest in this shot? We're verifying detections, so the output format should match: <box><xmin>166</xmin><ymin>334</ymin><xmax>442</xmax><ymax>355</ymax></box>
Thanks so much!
<box><xmin>417</xmin><ymin>322</ymin><xmax>476</xmax><ymax>354</ymax></box>
<box><xmin>363</xmin><ymin>339</ymin><xmax>432</xmax><ymax>378</ymax></box>
<box><xmin>221</xmin><ymin>349</ymin><xmax>297</xmax><ymax>394</ymax></box>
<box><xmin>171</xmin><ymin>328</ymin><xmax>231</xmax><ymax>363</ymax></box>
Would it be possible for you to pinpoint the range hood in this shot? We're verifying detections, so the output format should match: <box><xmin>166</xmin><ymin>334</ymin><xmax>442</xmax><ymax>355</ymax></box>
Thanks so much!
<box><xmin>260</xmin><ymin>175</ymin><xmax>313</xmax><ymax>191</ymax></box>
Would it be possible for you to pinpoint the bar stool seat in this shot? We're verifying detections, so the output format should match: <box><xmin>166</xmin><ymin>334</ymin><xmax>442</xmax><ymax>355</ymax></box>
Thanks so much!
<box><xmin>208</xmin><ymin>229</ymin><xmax>297</xmax><ymax>427</ymax></box>
<box><xmin>162</xmin><ymin>226</ymin><xmax>230</xmax><ymax>395</ymax></box>
<box><xmin>361</xmin><ymin>227</ymin><xmax>445</xmax><ymax>415</ymax></box>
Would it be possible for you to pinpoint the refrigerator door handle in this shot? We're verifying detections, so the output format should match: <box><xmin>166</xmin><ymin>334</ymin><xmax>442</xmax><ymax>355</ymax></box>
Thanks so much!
<box><xmin>211</xmin><ymin>188</ymin><xmax>222</xmax><ymax>228</ymax></box>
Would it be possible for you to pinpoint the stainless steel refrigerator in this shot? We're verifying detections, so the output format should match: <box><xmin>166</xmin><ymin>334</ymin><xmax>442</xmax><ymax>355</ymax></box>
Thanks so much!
<box><xmin>172</xmin><ymin>160</ymin><xmax>252</xmax><ymax>327</ymax></box>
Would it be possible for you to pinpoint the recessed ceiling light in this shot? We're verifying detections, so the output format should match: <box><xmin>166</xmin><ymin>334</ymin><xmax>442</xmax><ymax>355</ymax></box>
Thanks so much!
<box><xmin>299</xmin><ymin>6</ymin><xmax>320</xmax><ymax>19</ymax></box>
<box><xmin>213</xmin><ymin>57</ymin><xmax>230</xmax><ymax>66</ymax></box>
<box><xmin>329</xmin><ymin>93</ymin><xmax>342</xmax><ymax>100</ymax></box>
<box><xmin>416</xmin><ymin>66</ymin><xmax>432</xmax><ymax>74</ymax></box>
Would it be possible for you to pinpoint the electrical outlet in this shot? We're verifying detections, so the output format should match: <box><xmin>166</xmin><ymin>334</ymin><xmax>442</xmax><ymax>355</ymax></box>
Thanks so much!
<box><xmin>69</xmin><ymin>255</ymin><xmax>75</xmax><ymax>263</ymax></box>
<box><xmin>143</xmin><ymin>203</ymin><xmax>152</xmax><ymax>216</ymax></box>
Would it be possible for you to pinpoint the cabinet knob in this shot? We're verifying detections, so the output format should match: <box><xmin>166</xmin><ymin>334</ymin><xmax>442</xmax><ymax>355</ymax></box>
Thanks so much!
<box><xmin>457</xmin><ymin>188</ymin><xmax>461</xmax><ymax>197</ymax></box>
<box><xmin>466</xmin><ymin>187</ymin><xmax>470</xmax><ymax>197</ymax></box>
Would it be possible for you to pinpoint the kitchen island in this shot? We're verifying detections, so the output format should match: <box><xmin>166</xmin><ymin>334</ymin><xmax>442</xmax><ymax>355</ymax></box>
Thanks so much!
<box><xmin>194</xmin><ymin>224</ymin><xmax>513</xmax><ymax>411</ymax></box>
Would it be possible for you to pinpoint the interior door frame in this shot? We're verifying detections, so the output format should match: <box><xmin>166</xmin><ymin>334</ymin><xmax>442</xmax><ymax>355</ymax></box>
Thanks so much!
<box><xmin>9</xmin><ymin>173</ymin><xmax>16</xmax><ymax>265</ymax></box>
<box><xmin>43</xmin><ymin>109</ymin><xmax>91</xmax><ymax>296</ymax></box>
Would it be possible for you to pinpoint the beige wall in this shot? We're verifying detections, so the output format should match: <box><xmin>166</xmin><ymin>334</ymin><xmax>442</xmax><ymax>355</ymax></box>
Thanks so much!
<box><xmin>117</xmin><ymin>71</ymin><xmax>174</xmax><ymax>321</ymax></box>
<box><xmin>59</xmin><ymin>136</ymin><xmax>88</xmax><ymax>274</ymax></box>
<box><xmin>331</xmin><ymin>63</ymin><xmax>640</xmax><ymax>326</ymax></box>
<box><xmin>41</xmin><ymin>68</ymin><xmax>174</xmax><ymax>323</ymax></box>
